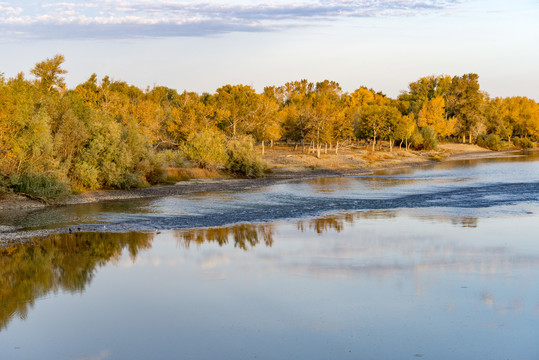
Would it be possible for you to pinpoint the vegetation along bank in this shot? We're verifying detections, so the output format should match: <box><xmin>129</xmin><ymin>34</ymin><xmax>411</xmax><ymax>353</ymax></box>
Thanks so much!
<box><xmin>1</xmin><ymin>55</ymin><xmax>538</xmax><ymax>205</ymax></box>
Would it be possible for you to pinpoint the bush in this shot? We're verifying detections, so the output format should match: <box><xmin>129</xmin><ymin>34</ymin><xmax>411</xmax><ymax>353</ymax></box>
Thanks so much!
<box><xmin>0</xmin><ymin>178</ymin><xmax>9</xmax><ymax>196</ymax></box>
<box><xmin>71</xmin><ymin>162</ymin><xmax>100</xmax><ymax>190</ymax></box>
<box><xmin>226</xmin><ymin>136</ymin><xmax>266</xmax><ymax>178</ymax></box>
<box><xmin>513</xmin><ymin>137</ymin><xmax>535</xmax><ymax>149</ymax></box>
<box><xmin>10</xmin><ymin>173</ymin><xmax>70</xmax><ymax>202</ymax></box>
<box><xmin>477</xmin><ymin>134</ymin><xmax>503</xmax><ymax>151</ymax></box>
<box><xmin>181</xmin><ymin>128</ymin><xmax>227</xmax><ymax>169</ymax></box>
<box><xmin>410</xmin><ymin>130</ymin><xmax>423</xmax><ymax>150</ymax></box>
<box><xmin>420</xmin><ymin>126</ymin><xmax>438</xmax><ymax>150</ymax></box>
<box><xmin>116</xmin><ymin>172</ymin><xmax>148</xmax><ymax>190</ymax></box>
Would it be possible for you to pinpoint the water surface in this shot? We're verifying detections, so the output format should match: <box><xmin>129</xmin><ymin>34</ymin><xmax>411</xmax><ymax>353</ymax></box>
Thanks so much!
<box><xmin>1</xmin><ymin>152</ymin><xmax>538</xmax><ymax>359</ymax></box>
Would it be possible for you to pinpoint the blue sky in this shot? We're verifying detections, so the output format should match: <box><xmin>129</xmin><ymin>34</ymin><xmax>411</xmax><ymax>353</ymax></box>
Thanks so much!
<box><xmin>1</xmin><ymin>0</ymin><xmax>538</xmax><ymax>99</ymax></box>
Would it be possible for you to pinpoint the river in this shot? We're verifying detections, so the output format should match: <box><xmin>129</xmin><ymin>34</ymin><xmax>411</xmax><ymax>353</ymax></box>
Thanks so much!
<box><xmin>1</xmin><ymin>151</ymin><xmax>538</xmax><ymax>359</ymax></box>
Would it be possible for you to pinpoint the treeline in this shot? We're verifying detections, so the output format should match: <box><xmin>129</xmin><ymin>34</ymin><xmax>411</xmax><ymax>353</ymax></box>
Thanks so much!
<box><xmin>1</xmin><ymin>55</ymin><xmax>538</xmax><ymax>198</ymax></box>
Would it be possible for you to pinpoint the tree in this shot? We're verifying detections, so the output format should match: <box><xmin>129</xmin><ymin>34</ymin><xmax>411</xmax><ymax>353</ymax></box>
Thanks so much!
<box><xmin>500</xmin><ymin>97</ymin><xmax>539</xmax><ymax>141</ymax></box>
<box><xmin>417</xmin><ymin>96</ymin><xmax>455</xmax><ymax>138</ymax></box>
<box><xmin>446</xmin><ymin>73</ymin><xmax>486</xmax><ymax>143</ymax></box>
<box><xmin>394</xmin><ymin>114</ymin><xmax>416</xmax><ymax>151</ymax></box>
<box><xmin>399</xmin><ymin>75</ymin><xmax>452</xmax><ymax>115</ymax></box>
<box><xmin>356</xmin><ymin>105</ymin><xmax>401</xmax><ymax>151</ymax></box>
<box><xmin>30</xmin><ymin>54</ymin><xmax>68</xmax><ymax>92</ymax></box>
<box><xmin>281</xmin><ymin>80</ymin><xmax>315</xmax><ymax>152</ymax></box>
<box><xmin>251</xmin><ymin>92</ymin><xmax>282</xmax><ymax>155</ymax></box>
<box><xmin>213</xmin><ymin>84</ymin><xmax>258</xmax><ymax>137</ymax></box>
<box><xmin>307</xmin><ymin>81</ymin><xmax>343</xmax><ymax>158</ymax></box>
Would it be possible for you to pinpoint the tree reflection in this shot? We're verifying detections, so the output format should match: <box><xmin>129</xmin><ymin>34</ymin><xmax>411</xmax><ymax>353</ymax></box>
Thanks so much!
<box><xmin>175</xmin><ymin>223</ymin><xmax>275</xmax><ymax>250</ymax></box>
<box><xmin>0</xmin><ymin>232</ymin><xmax>153</xmax><ymax>331</ymax></box>
<box><xmin>297</xmin><ymin>210</ymin><xmax>397</xmax><ymax>234</ymax></box>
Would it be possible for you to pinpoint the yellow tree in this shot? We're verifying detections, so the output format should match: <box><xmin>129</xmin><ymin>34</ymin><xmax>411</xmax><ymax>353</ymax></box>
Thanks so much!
<box><xmin>281</xmin><ymin>80</ymin><xmax>315</xmax><ymax>152</ymax></box>
<box><xmin>251</xmin><ymin>93</ymin><xmax>282</xmax><ymax>155</ymax></box>
<box><xmin>394</xmin><ymin>114</ymin><xmax>416</xmax><ymax>151</ymax></box>
<box><xmin>30</xmin><ymin>54</ymin><xmax>67</xmax><ymax>92</ymax></box>
<box><xmin>306</xmin><ymin>80</ymin><xmax>343</xmax><ymax>158</ymax></box>
<box><xmin>417</xmin><ymin>96</ymin><xmax>455</xmax><ymax>138</ymax></box>
<box><xmin>165</xmin><ymin>92</ymin><xmax>215</xmax><ymax>143</ymax></box>
<box><xmin>213</xmin><ymin>84</ymin><xmax>258</xmax><ymax>137</ymax></box>
<box><xmin>502</xmin><ymin>97</ymin><xmax>539</xmax><ymax>141</ymax></box>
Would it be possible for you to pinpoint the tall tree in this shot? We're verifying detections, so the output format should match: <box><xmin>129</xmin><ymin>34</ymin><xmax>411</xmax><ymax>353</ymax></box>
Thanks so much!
<box><xmin>30</xmin><ymin>54</ymin><xmax>68</xmax><ymax>92</ymax></box>
<box><xmin>446</xmin><ymin>73</ymin><xmax>486</xmax><ymax>143</ymax></box>
<box><xmin>356</xmin><ymin>105</ymin><xmax>401</xmax><ymax>151</ymax></box>
<box><xmin>213</xmin><ymin>84</ymin><xmax>258</xmax><ymax>137</ymax></box>
<box><xmin>251</xmin><ymin>92</ymin><xmax>282</xmax><ymax>155</ymax></box>
<box><xmin>417</xmin><ymin>96</ymin><xmax>455</xmax><ymax>138</ymax></box>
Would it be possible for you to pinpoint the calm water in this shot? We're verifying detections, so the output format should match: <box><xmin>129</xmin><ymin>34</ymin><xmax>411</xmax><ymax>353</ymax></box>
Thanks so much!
<box><xmin>1</xmin><ymin>152</ymin><xmax>539</xmax><ymax>359</ymax></box>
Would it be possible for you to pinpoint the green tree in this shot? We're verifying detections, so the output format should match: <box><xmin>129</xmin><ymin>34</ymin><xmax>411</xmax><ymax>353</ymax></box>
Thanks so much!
<box><xmin>446</xmin><ymin>73</ymin><xmax>486</xmax><ymax>143</ymax></box>
<box><xmin>356</xmin><ymin>105</ymin><xmax>401</xmax><ymax>151</ymax></box>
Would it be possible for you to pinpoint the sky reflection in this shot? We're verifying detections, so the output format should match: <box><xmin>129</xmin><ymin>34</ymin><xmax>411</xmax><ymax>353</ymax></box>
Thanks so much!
<box><xmin>1</xmin><ymin>211</ymin><xmax>539</xmax><ymax>359</ymax></box>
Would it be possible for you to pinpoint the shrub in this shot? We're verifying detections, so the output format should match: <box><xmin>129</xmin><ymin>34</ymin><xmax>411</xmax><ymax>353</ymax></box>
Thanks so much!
<box><xmin>410</xmin><ymin>130</ymin><xmax>423</xmax><ymax>150</ymax></box>
<box><xmin>477</xmin><ymin>134</ymin><xmax>502</xmax><ymax>151</ymax></box>
<box><xmin>10</xmin><ymin>173</ymin><xmax>70</xmax><ymax>202</ymax></box>
<box><xmin>420</xmin><ymin>126</ymin><xmax>438</xmax><ymax>150</ymax></box>
<box><xmin>181</xmin><ymin>128</ymin><xmax>227</xmax><ymax>169</ymax></box>
<box><xmin>0</xmin><ymin>178</ymin><xmax>9</xmax><ymax>196</ymax></box>
<box><xmin>161</xmin><ymin>149</ymin><xmax>186</xmax><ymax>168</ymax></box>
<box><xmin>116</xmin><ymin>172</ymin><xmax>148</xmax><ymax>190</ymax></box>
<box><xmin>71</xmin><ymin>162</ymin><xmax>100</xmax><ymax>190</ymax></box>
<box><xmin>513</xmin><ymin>137</ymin><xmax>535</xmax><ymax>149</ymax></box>
<box><xmin>226</xmin><ymin>136</ymin><xmax>266</xmax><ymax>178</ymax></box>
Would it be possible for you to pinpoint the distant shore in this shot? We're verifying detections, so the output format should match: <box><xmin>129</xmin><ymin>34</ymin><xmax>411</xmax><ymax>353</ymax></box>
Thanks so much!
<box><xmin>0</xmin><ymin>144</ymin><xmax>528</xmax><ymax>212</ymax></box>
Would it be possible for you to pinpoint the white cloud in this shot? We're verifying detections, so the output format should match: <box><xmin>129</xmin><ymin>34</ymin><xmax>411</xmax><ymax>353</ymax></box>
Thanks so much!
<box><xmin>0</xmin><ymin>0</ymin><xmax>463</xmax><ymax>39</ymax></box>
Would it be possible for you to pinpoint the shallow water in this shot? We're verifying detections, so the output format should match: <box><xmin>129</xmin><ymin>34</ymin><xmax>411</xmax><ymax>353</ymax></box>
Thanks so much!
<box><xmin>1</xmin><ymin>151</ymin><xmax>539</xmax><ymax>359</ymax></box>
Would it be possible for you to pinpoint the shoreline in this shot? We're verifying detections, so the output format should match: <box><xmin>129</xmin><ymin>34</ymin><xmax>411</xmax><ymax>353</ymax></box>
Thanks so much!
<box><xmin>0</xmin><ymin>146</ymin><xmax>530</xmax><ymax>212</ymax></box>
<box><xmin>0</xmin><ymin>146</ymin><xmax>536</xmax><ymax>244</ymax></box>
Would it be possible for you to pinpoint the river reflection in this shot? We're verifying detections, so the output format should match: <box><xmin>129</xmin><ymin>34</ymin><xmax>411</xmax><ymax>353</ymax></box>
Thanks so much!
<box><xmin>177</xmin><ymin>223</ymin><xmax>275</xmax><ymax>250</ymax></box>
<box><xmin>0</xmin><ymin>232</ymin><xmax>153</xmax><ymax>331</ymax></box>
<box><xmin>2</xmin><ymin>210</ymin><xmax>539</xmax><ymax>360</ymax></box>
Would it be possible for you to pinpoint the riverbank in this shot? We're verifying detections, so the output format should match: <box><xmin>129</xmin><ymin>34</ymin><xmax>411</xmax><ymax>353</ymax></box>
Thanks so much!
<box><xmin>0</xmin><ymin>144</ymin><xmax>522</xmax><ymax>212</ymax></box>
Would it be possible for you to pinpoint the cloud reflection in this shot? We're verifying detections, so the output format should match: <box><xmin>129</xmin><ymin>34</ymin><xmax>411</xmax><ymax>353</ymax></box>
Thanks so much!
<box><xmin>3</xmin><ymin>211</ymin><xmax>538</xmax><ymax>333</ymax></box>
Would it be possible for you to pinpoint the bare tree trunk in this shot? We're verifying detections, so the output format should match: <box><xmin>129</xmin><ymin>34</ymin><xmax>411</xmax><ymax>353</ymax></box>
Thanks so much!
<box><xmin>372</xmin><ymin>135</ymin><xmax>376</xmax><ymax>152</ymax></box>
<box><xmin>261</xmin><ymin>141</ymin><xmax>265</xmax><ymax>155</ymax></box>
<box><xmin>270</xmin><ymin>140</ymin><xmax>274</xmax><ymax>148</ymax></box>
<box><xmin>335</xmin><ymin>141</ymin><xmax>339</xmax><ymax>155</ymax></box>
<box><xmin>317</xmin><ymin>143</ymin><xmax>321</xmax><ymax>158</ymax></box>
<box><xmin>301</xmin><ymin>139</ymin><xmax>305</xmax><ymax>153</ymax></box>
<box><xmin>324</xmin><ymin>143</ymin><xmax>328</xmax><ymax>154</ymax></box>
<box><xmin>389</xmin><ymin>139</ymin><xmax>393</xmax><ymax>152</ymax></box>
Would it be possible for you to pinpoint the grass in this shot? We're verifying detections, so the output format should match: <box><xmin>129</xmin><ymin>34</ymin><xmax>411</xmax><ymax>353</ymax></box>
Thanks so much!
<box><xmin>10</xmin><ymin>174</ymin><xmax>71</xmax><ymax>203</ymax></box>
<box><xmin>162</xmin><ymin>167</ymin><xmax>224</xmax><ymax>183</ymax></box>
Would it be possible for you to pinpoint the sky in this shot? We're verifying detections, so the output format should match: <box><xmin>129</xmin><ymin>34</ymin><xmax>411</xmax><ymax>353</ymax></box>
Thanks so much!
<box><xmin>1</xmin><ymin>0</ymin><xmax>538</xmax><ymax>100</ymax></box>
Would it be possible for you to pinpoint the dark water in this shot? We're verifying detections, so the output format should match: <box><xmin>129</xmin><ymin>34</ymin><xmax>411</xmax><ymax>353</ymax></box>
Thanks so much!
<box><xmin>1</xmin><ymin>151</ymin><xmax>539</xmax><ymax>359</ymax></box>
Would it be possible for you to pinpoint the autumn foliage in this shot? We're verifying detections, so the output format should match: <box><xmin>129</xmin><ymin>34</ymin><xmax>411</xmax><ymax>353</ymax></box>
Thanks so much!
<box><xmin>1</xmin><ymin>56</ymin><xmax>538</xmax><ymax>198</ymax></box>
